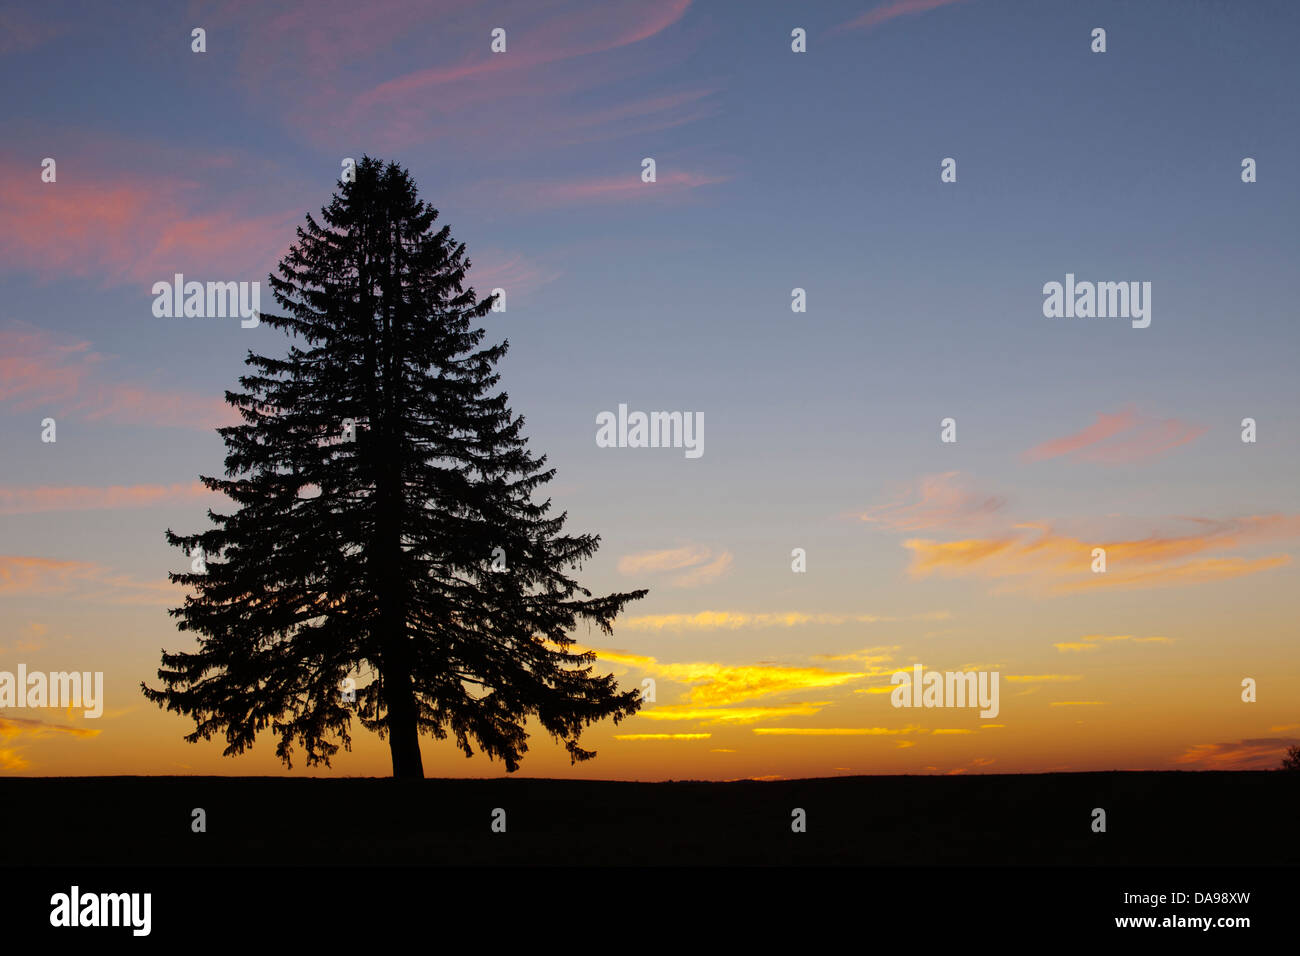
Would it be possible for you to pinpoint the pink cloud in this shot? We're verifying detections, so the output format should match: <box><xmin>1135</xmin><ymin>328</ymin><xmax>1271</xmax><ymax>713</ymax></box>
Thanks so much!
<box><xmin>467</xmin><ymin>251</ymin><xmax>561</xmax><ymax>304</ymax></box>
<box><xmin>548</xmin><ymin>88</ymin><xmax>721</xmax><ymax>145</ymax></box>
<box><xmin>0</xmin><ymin>323</ymin><xmax>235</xmax><ymax>430</ymax></box>
<box><xmin>352</xmin><ymin>0</ymin><xmax>692</xmax><ymax>108</ymax></box>
<box><xmin>520</xmin><ymin>169</ymin><xmax>726</xmax><ymax>207</ymax></box>
<box><xmin>219</xmin><ymin>0</ymin><xmax>695</xmax><ymax>149</ymax></box>
<box><xmin>1023</xmin><ymin>406</ymin><xmax>1206</xmax><ymax>464</ymax></box>
<box><xmin>0</xmin><ymin>156</ymin><xmax>299</xmax><ymax>286</ymax></box>
<box><xmin>837</xmin><ymin>0</ymin><xmax>970</xmax><ymax>33</ymax></box>
<box><xmin>0</xmin><ymin>554</ymin><xmax>180</xmax><ymax>605</ymax></box>
<box><xmin>0</xmin><ymin>482</ymin><xmax>214</xmax><ymax>515</ymax></box>
<box><xmin>0</xmin><ymin>555</ymin><xmax>94</xmax><ymax>596</ymax></box>
<box><xmin>0</xmin><ymin>8</ymin><xmax>66</xmax><ymax>55</ymax></box>
<box><xmin>855</xmin><ymin>472</ymin><xmax>1006</xmax><ymax>532</ymax></box>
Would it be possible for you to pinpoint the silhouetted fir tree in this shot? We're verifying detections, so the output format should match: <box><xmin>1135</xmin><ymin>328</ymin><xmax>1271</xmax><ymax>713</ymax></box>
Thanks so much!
<box><xmin>143</xmin><ymin>157</ymin><xmax>647</xmax><ymax>778</ymax></box>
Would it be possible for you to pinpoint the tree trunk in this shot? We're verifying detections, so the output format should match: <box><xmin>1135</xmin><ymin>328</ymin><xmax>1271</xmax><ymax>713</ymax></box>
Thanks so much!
<box><xmin>385</xmin><ymin>669</ymin><xmax>425</xmax><ymax>778</ymax></box>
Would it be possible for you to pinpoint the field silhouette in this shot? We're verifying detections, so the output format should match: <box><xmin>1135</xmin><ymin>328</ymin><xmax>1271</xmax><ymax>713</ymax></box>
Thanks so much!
<box><xmin>3</xmin><ymin>770</ymin><xmax>1295</xmax><ymax>866</ymax></box>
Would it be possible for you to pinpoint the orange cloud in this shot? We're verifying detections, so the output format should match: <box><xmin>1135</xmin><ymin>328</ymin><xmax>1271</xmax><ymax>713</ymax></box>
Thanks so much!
<box><xmin>1053</xmin><ymin>635</ymin><xmax>1175</xmax><ymax>652</ymax></box>
<box><xmin>1049</xmin><ymin>701</ymin><xmax>1107</xmax><ymax>707</ymax></box>
<box><xmin>618</xmin><ymin>544</ymin><xmax>710</xmax><ymax>575</ymax></box>
<box><xmin>1003</xmin><ymin>674</ymin><xmax>1082</xmax><ymax>682</ymax></box>
<box><xmin>904</xmin><ymin>515</ymin><xmax>1299</xmax><ymax>593</ymax></box>
<box><xmin>0</xmin><ymin>716</ymin><xmax>102</xmax><ymax>740</ymax></box>
<box><xmin>613</xmin><ymin>733</ymin><xmax>711</xmax><ymax>741</ymax></box>
<box><xmin>635</xmin><ymin>703</ymin><xmax>828</xmax><ymax>724</ymax></box>
<box><xmin>752</xmin><ymin>727</ymin><xmax>918</xmax><ymax>736</ymax></box>
<box><xmin>0</xmin><ymin>748</ymin><xmax>27</xmax><ymax>770</ymax></box>
<box><xmin>0</xmin><ymin>716</ymin><xmax>101</xmax><ymax>771</ymax></box>
<box><xmin>0</xmin><ymin>555</ymin><xmax>98</xmax><ymax>596</ymax></box>
<box><xmin>617</xmin><ymin>545</ymin><xmax>734</xmax><ymax>588</ymax></box>
<box><xmin>1174</xmin><ymin>738</ymin><xmax>1295</xmax><ymax>770</ymax></box>
<box><xmin>0</xmin><ymin>554</ymin><xmax>180</xmax><ymax>605</ymax></box>
<box><xmin>1023</xmin><ymin>406</ymin><xmax>1206</xmax><ymax>464</ymax></box>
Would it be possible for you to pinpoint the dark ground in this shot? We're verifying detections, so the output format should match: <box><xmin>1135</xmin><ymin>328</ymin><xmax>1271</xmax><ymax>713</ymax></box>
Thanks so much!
<box><xmin>1</xmin><ymin>770</ymin><xmax>1295</xmax><ymax>866</ymax></box>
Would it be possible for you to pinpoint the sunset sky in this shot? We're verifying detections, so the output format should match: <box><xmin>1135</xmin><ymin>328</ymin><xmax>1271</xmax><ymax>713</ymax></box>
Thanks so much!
<box><xmin>1</xmin><ymin>0</ymin><xmax>1297</xmax><ymax>779</ymax></box>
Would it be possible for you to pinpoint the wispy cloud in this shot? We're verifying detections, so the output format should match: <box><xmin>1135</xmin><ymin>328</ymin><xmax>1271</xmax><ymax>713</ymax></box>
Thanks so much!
<box><xmin>1053</xmin><ymin>635</ymin><xmax>1175</xmax><ymax>652</ymax></box>
<box><xmin>228</xmin><ymin>0</ymin><xmax>697</xmax><ymax>149</ymax></box>
<box><xmin>1174</xmin><ymin>738</ymin><xmax>1295</xmax><ymax>770</ymax></box>
<box><xmin>0</xmin><ymin>323</ymin><xmax>234</xmax><ymax>429</ymax></box>
<box><xmin>582</xmin><ymin>644</ymin><xmax>882</xmax><ymax>707</ymax></box>
<box><xmin>635</xmin><ymin>703</ymin><xmax>829</xmax><ymax>724</ymax></box>
<box><xmin>0</xmin><ymin>715</ymin><xmax>102</xmax><ymax>771</ymax></box>
<box><xmin>855</xmin><ymin>472</ymin><xmax>1005</xmax><ymax>532</ymax></box>
<box><xmin>1023</xmin><ymin>405</ymin><xmax>1206</xmax><ymax>464</ymax></box>
<box><xmin>617</xmin><ymin>545</ymin><xmax>733</xmax><ymax>588</ymax></box>
<box><xmin>0</xmin><ymin>481</ymin><xmax>214</xmax><ymax>515</ymax></box>
<box><xmin>467</xmin><ymin>250</ymin><xmax>561</xmax><ymax>304</ymax></box>
<box><xmin>1049</xmin><ymin>701</ymin><xmax>1107</xmax><ymax>707</ymax></box>
<box><xmin>753</xmin><ymin>726</ymin><xmax>917</xmax><ymax>736</ymax></box>
<box><xmin>837</xmin><ymin>0</ymin><xmax>970</xmax><ymax>34</ymax></box>
<box><xmin>0</xmin><ymin>157</ymin><xmax>298</xmax><ymax>286</ymax></box>
<box><xmin>0</xmin><ymin>7</ymin><xmax>66</xmax><ymax>55</ymax></box>
<box><xmin>350</xmin><ymin>0</ymin><xmax>693</xmax><ymax>109</ymax></box>
<box><xmin>0</xmin><ymin>554</ymin><xmax>180</xmax><ymax>605</ymax></box>
<box><xmin>506</xmin><ymin>169</ymin><xmax>727</xmax><ymax>208</ymax></box>
<box><xmin>621</xmin><ymin>610</ymin><xmax>948</xmax><ymax>632</ymax></box>
<box><xmin>1003</xmin><ymin>674</ymin><xmax>1083</xmax><ymax>682</ymax></box>
<box><xmin>904</xmin><ymin>515</ymin><xmax>1299</xmax><ymax>594</ymax></box>
<box><xmin>0</xmin><ymin>716</ymin><xmax>101</xmax><ymax>740</ymax></box>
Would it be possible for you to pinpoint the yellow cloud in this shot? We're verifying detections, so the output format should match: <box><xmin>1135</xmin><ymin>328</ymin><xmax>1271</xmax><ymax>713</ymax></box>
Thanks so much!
<box><xmin>0</xmin><ymin>716</ymin><xmax>101</xmax><ymax>739</ymax></box>
<box><xmin>1054</xmin><ymin>635</ymin><xmax>1175</xmax><ymax>652</ymax></box>
<box><xmin>614</xmin><ymin>733</ymin><xmax>711</xmax><ymax>740</ymax></box>
<box><xmin>752</xmin><ymin>726</ymin><xmax>918</xmax><ymax>736</ymax></box>
<box><xmin>1049</xmin><ymin>701</ymin><xmax>1107</xmax><ymax>707</ymax></box>
<box><xmin>636</xmin><ymin>703</ymin><xmax>827</xmax><ymax>724</ymax></box>
<box><xmin>1004</xmin><ymin>674</ymin><xmax>1082</xmax><ymax>682</ymax></box>
<box><xmin>580</xmin><ymin>644</ymin><xmax>881</xmax><ymax>707</ymax></box>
